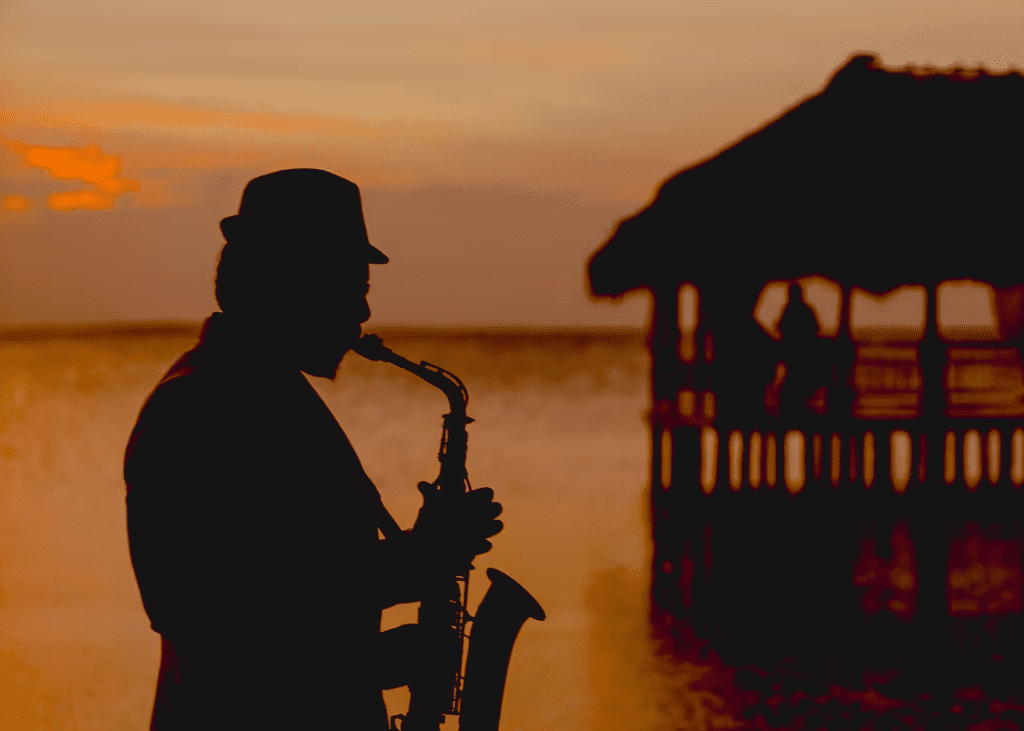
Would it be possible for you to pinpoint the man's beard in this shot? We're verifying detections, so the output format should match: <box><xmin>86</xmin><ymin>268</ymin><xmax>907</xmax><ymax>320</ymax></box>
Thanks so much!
<box><xmin>301</xmin><ymin>350</ymin><xmax>346</xmax><ymax>379</ymax></box>
<box><xmin>297</xmin><ymin>322</ymin><xmax>361</xmax><ymax>379</ymax></box>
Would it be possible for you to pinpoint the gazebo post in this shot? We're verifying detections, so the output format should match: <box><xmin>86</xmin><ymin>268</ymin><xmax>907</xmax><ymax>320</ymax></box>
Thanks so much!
<box><xmin>647</xmin><ymin>281</ymin><xmax>685</xmax><ymax>616</ymax></box>
<box><xmin>914</xmin><ymin>281</ymin><xmax>949</xmax><ymax>627</ymax></box>
<box><xmin>683</xmin><ymin>285</ymin><xmax>711</xmax><ymax>619</ymax></box>
<box><xmin>834</xmin><ymin>284</ymin><xmax>857</xmax><ymax>485</ymax></box>
<box><xmin>647</xmin><ymin>282</ymin><xmax>682</xmax><ymax>492</ymax></box>
<box><xmin>829</xmin><ymin>282</ymin><xmax>859</xmax><ymax>626</ymax></box>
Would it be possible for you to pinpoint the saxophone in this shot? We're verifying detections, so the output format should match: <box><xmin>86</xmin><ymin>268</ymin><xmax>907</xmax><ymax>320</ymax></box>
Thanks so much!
<box><xmin>352</xmin><ymin>334</ymin><xmax>545</xmax><ymax>731</ymax></box>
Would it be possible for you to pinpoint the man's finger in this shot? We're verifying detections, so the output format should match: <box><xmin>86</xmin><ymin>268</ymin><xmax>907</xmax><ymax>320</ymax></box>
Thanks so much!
<box><xmin>467</xmin><ymin>487</ymin><xmax>494</xmax><ymax>503</ymax></box>
<box><xmin>479</xmin><ymin>519</ymin><xmax>503</xmax><ymax>539</ymax></box>
<box><xmin>466</xmin><ymin>501</ymin><xmax>502</xmax><ymax>520</ymax></box>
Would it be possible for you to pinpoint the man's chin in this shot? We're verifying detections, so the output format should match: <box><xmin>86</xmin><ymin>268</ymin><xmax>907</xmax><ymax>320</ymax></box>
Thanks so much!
<box><xmin>300</xmin><ymin>358</ymin><xmax>342</xmax><ymax>380</ymax></box>
<box><xmin>299</xmin><ymin>330</ymin><xmax>361</xmax><ymax>379</ymax></box>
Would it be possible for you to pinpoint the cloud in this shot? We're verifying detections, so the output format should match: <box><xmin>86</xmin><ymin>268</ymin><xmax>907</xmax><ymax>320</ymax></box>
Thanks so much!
<box><xmin>1</xmin><ymin>140</ymin><xmax>141</xmax><ymax>210</ymax></box>
<box><xmin>48</xmin><ymin>189</ymin><xmax>118</xmax><ymax>211</ymax></box>
<box><xmin>2</xmin><ymin>195</ymin><xmax>31</xmax><ymax>211</ymax></box>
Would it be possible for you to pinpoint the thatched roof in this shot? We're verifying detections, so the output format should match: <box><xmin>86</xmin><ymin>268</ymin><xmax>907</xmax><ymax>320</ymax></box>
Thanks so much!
<box><xmin>588</xmin><ymin>53</ymin><xmax>1024</xmax><ymax>298</ymax></box>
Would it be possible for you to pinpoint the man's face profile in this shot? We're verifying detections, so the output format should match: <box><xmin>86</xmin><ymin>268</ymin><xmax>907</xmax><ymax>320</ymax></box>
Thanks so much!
<box><xmin>288</xmin><ymin>256</ymin><xmax>372</xmax><ymax>379</ymax></box>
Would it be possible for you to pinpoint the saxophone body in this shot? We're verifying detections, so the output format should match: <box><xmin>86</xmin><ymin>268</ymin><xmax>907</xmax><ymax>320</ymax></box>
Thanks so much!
<box><xmin>352</xmin><ymin>335</ymin><xmax>545</xmax><ymax>731</ymax></box>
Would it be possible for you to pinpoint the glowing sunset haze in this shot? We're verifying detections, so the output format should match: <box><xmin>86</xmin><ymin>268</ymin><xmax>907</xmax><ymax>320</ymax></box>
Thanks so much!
<box><xmin>1</xmin><ymin>0</ymin><xmax>1021</xmax><ymax>327</ymax></box>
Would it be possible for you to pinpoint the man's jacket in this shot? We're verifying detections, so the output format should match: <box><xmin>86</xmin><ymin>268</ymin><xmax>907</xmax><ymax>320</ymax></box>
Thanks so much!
<box><xmin>125</xmin><ymin>312</ymin><xmax>417</xmax><ymax>729</ymax></box>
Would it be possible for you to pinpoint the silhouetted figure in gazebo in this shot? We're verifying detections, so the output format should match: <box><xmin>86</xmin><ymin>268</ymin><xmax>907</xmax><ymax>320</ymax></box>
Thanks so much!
<box><xmin>772</xmin><ymin>282</ymin><xmax>835</xmax><ymax>634</ymax></box>
<box><xmin>777</xmin><ymin>282</ymin><xmax>828</xmax><ymax>418</ymax></box>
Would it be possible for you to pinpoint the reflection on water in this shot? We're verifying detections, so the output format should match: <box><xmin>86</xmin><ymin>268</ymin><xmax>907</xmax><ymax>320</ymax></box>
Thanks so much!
<box><xmin>585</xmin><ymin>566</ymin><xmax>742</xmax><ymax>730</ymax></box>
<box><xmin>3</xmin><ymin>330</ymin><xmax>1024</xmax><ymax>729</ymax></box>
<box><xmin>583</xmin><ymin>556</ymin><xmax>1024</xmax><ymax>731</ymax></box>
<box><xmin>649</xmin><ymin>509</ymin><xmax>1024</xmax><ymax>729</ymax></box>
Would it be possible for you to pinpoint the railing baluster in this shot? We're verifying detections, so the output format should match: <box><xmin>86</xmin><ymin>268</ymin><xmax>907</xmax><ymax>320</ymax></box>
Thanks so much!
<box><xmin>728</xmin><ymin>430</ymin><xmax>743</xmax><ymax>491</ymax></box>
<box><xmin>749</xmin><ymin>431</ymin><xmax>762</xmax><ymax>489</ymax></box>
<box><xmin>864</xmin><ymin>431</ymin><xmax>876</xmax><ymax>488</ymax></box>
<box><xmin>766</xmin><ymin>432</ymin><xmax>778</xmax><ymax>489</ymax></box>
<box><xmin>988</xmin><ymin>428</ymin><xmax>1001</xmax><ymax>486</ymax></box>
<box><xmin>945</xmin><ymin>431</ymin><xmax>958</xmax><ymax>486</ymax></box>
<box><xmin>660</xmin><ymin>427</ymin><xmax>672</xmax><ymax>492</ymax></box>
<box><xmin>784</xmin><ymin>430</ymin><xmax>803</xmax><ymax>493</ymax></box>
<box><xmin>892</xmin><ymin>430</ymin><xmax>911</xmax><ymax>493</ymax></box>
<box><xmin>830</xmin><ymin>432</ymin><xmax>842</xmax><ymax>487</ymax></box>
<box><xmin>701</xmin><ymin>426</ymin><xmax>717</xmax><ymax>494</ymax></box>
<box><xmin>964</xmin><ymin>429</ymin><xmax>980</xmax><ymax>490</ymax></box>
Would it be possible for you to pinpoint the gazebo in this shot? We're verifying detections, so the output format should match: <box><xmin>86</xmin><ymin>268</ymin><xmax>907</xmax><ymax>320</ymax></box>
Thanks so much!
<box><xmin>588</xmin><ymin>53</ymin><xmax>1024</xmax><ymax>634</ymax></box>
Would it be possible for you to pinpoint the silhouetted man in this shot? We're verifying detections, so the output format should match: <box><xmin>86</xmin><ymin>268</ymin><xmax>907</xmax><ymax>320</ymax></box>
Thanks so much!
<box><xmin>777</xmin><ymin>281</ymin><xmax>827</xmax><ymax>416</ymax></box>
<box><xmin>124</xmin><ymin>169</ymin><xmax>502</xmax><ymax>730</ymax></box>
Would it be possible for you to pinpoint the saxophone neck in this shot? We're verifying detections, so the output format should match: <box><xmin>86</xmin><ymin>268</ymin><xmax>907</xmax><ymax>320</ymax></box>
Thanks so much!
<box><xmin>353</xmin><ymin>334</ymin><xmax>470</xmax><ymax>417</ymax></box>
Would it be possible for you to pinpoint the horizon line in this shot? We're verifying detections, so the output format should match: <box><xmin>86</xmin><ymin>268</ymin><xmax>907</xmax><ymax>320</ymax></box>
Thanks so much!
<box><xmin>0</xmin><ymin>321</ymin><xmax>1002</xmax><ymax>343</ymax></box>
<box><xmin>0</xmin><ymin>320</ymin><xmax>647</xmax><ymax>342</ymax></box>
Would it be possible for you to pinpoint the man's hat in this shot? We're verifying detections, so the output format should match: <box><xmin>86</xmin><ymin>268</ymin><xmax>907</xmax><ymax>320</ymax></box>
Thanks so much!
<box><xmin>219</xmin><ymin>168</ymin><xmax>389</xmax><ymax>264</ymax></box>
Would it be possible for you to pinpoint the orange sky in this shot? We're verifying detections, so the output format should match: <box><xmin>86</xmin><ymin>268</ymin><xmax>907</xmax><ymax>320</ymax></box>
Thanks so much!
<box><xmin>1</xmin><ymin>0</ymin><xmax>1021</xmax><ymax>327</ymax></box>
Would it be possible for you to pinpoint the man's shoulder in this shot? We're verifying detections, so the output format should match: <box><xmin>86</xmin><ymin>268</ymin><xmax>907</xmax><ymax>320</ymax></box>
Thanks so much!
<box><xmin>146</xmin><ymin>348</ymin><xmax>230</xmax><ymax>410</ymax></box>
<box><xmin>129</xmin><ymin>345</ymin><xmax>250</xmax><ymax>442</ymax></box>
<box><xmin>125</xmin><ymin>347</ymin><xmax>258</xmax><ymax>483</ymax></box>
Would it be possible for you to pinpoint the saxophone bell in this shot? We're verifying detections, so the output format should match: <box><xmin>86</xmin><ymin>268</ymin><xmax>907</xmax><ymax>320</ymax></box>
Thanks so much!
<box><xmin>459</xmin><ymin>569</ymin><xmax>546</xmax><ymax>731</ymax></box>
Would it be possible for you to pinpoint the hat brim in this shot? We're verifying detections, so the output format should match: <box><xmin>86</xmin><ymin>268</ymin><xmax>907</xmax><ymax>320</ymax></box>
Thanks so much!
<box><xmin>220</xmin><ymin>215</ymin><xmax>389</xmax><ymax>264</ymax></box>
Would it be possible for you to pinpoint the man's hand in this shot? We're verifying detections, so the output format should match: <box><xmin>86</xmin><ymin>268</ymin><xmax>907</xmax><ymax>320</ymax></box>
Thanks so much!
<box><xmin>410</xmin><ymin>483</ymin><xmax>503</xmax><ymax>567</ymax></box>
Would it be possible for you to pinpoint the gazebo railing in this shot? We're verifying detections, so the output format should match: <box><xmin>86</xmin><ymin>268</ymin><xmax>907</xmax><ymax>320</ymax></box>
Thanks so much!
<box><xmin>695</xmin><ymin>419</ymin><xmax>1024</xmax><ymax>495</ymax></box>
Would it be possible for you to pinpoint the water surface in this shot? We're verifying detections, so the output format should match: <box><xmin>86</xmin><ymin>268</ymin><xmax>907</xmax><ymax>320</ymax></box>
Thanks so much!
<box><xmin>3</xmin><ymin>328</ymin><xmax>1023</xmax><ymax>730</ymax></box>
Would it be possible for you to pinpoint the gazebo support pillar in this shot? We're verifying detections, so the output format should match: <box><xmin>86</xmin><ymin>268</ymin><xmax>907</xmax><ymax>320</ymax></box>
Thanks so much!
<box><xmin>648</xmin><ymin>283</ymin><xmax>685</xmax><ymax>616</ymax></box>
<box><xmin>913</xmin><ymin>281</ymin><xmax>949</xmax><ymax>626</ymax></box>
<box><xmin>829</xmin><ymin>283</ymin><xmax>860</xmax><ymax>626</ymax></box>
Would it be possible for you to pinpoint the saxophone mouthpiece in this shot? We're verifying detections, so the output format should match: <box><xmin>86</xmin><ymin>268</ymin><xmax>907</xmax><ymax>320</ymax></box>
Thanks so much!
<box><xmin>352</xmin><ymin>333</ymin><xmax>392</xmax><ymax>361</ymax></box>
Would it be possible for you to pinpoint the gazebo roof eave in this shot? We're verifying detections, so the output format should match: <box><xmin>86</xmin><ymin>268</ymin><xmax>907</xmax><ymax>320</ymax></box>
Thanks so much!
<box><xmin>586</xmin><ymin>53</ymin><xmax>1024</xmax><ymax>299</ymax></box>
